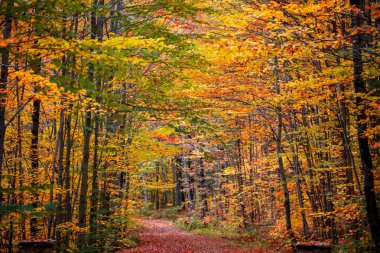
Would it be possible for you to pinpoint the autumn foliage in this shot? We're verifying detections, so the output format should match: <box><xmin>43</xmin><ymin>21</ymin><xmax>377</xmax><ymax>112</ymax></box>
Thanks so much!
<box><xmin>0</xmin><ymin>0</ymin><xmax>379</xmax><ymax>252</ymax></box>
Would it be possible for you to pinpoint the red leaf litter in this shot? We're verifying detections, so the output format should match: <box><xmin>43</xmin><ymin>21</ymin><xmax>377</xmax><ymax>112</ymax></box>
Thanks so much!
<box><xmin>121</xmin><ymin>219</ymin><xmax>278</xmax><ymax>253</ymax></box>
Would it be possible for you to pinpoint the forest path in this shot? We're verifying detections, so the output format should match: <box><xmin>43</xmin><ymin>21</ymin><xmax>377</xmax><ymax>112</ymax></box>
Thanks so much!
<box><xmin>121</xmin><ymin>219</ymin><xmax>275</xmax><ymax>253</ymax></box>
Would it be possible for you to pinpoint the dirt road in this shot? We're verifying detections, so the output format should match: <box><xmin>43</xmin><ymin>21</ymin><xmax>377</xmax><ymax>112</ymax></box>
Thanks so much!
<box><xmin>121</xmin><ymin>219</ymin><xmax>277</xmax><ymax>253</ymax></box>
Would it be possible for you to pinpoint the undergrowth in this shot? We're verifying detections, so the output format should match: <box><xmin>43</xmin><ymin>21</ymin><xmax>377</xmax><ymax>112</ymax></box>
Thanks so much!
<box><xmin>175</xmin><ymin>216</ymin><xmax>273</xmax><ymax>249</ymax></box>
<box><xmin>139</xmin><ymin>204</ymin><xmax>183</xmax><ymax>221</ymax></box>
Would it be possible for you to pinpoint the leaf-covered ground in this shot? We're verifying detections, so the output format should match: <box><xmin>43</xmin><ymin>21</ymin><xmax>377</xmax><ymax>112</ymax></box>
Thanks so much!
<box><xmin>122</xmin><ymin>219</ymin><xmax>277</xmax><ymax>253</ymax></box>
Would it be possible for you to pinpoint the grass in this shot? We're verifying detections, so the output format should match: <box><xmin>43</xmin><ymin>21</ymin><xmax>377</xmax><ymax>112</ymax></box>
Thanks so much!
<box><xmin>139</xmin><ymin>204</ymin><xmax>183</xmax><ymax>221</ymax></box>
<box><xmin>175</xmin><ymin>215</ymin><xmax>273</xmax><ymax>249</ymax></box>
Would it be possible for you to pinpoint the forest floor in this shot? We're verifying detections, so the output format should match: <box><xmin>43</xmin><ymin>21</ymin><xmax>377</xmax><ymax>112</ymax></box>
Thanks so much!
<box><xmin>121</xmin><ymin>219</ymin><xmax>280</xmax><ymax>253</ymax></box>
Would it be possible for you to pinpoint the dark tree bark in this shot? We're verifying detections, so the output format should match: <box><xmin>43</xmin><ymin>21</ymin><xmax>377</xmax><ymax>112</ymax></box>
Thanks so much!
<box><xmin>89</xmin><ymin>118</ymin><xmax>100</xmax><ymax>240</ymax></box>
<box><xmin>53</xmin><ymin>109</ymin><xmax>65</xmax><ymax>238</ymax></box>
<box><xmin>155</xmin><ymin>162</ymin><xmax>160</xmax><ymax>210</ymax></box>
<box><xmin>199</xmin><ymin>158</ymin><xmax>208</xmax><ymax>218</ymax></box>
<box><xmin>274</xmin><ymin>56</ymin><xmax>294</xmax><ymax>242</ymax></box>
<box><xmin>183</xmin><ymin>157</ymin><xmax>193</xmax><ymax>212</ymax></box>
<box><xmin>77</xmin><ymin>1</ymin><xmax>97</xmax><ymax>246</ymax></box>
<box><xmin>29</xmin><ymin>26</ymin><xmax>43</xmax><ymax>236</ymax></box>
<box><xmin>77</xmin><ymin>107</ymin><xmax>92</xmax><ymax>247</ymax></box>
<box><xmin>64</xmin><ymin>107</ymin><xmax>73</xmax><ymax>223</ymax></box>
<box><xmin>236</xmin><ymin>136</ymin><xmax>248</xmax><ymax>228</ymax></box>
<box><xmin>89</xmin><ymin>1</ymin><xmax>104</xmax><ymax>242</ymax></box>
<box><xmin>350</xmin><ymin>0</ymin><xmax>380</xmax><ymax>249</ymax></box>
<box><xmin>174</xmin><ymin>156</ymin><xmax>185</xmax><ymax>207</ymax></box>
<box><xmin>0</xmin><ymin>0</ymin><xmax>14</xmax><ymax>207</ymax></box>
<box><xmin>30</xmin><ymin>95</ymin><xmax>41</xmax><ymax>238</ymax></box>
<box><xmin>288</xmin><ymin>111</ymin><xmax>308</xmax><ymax>237</ymax></box>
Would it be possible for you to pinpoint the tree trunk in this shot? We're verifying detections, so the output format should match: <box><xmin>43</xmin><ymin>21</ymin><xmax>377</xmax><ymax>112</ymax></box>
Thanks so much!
<box><xmin>236</xmin><ymin>137</ymin><xmax>247</xmax><ymax>228</ymax></box>
<box><xmin>64</xmin><ymin>107</ymin><xmax>73</xmax><ymax>219</ymax></box>
<box><xmin>89</xmin><ymin>117</ymin><xmax>100</xmax><ymax>242</ymax></box>
<box><xmin>30</xmin><ymin>96</ymin><xmax>41</xmax><ymax>238</ymax></box>
<box><xmin>0</xmin><ymin>0</ymin><xmax>13</xmax><ymax>208</ymax></box>
<box><xmin>274</xmin><ymin>56</ymin><xmax>294</xmax><ymax>242</ymax></box>
<box><xmin>53</xmin><ymin>109</ymin><xmax>65</xmax><ymax>239</ymax></box>
<box><xmin>77</xmin><ymin>1</ymin><xmax>97</xmax><ymax>247</ymax></box>
<box><xmin>77</xmin><ymin>107</ymin><xmax>92</xmax><ymax>246</ymax></box>
<box><xmin>174</xmin><ymin>157</ymin><xmax>183</xmax><ymax>207</ymax></box>
<box><xmin>350</xmin><ymin>0</ymin><xmax>380</xmax><ymax>249</ymax></box>
<box><xmin>199</xmin><ymin>158</ymin><xmax>208</xmax><ymax>218</ymax></box>
<box><xmin>289</xmin><ymin>112</ymin><xmax>308</xmax><ymax>237</ymax></box>
<box><xmin>89</xmin><ymin>2</ymin><xmax>104</xmax><ymax>241</ymax></box>
<box><xmin>155</xmin><ymin>162</ymin><xmax>160</xmax><ymax>210</ymax></box>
